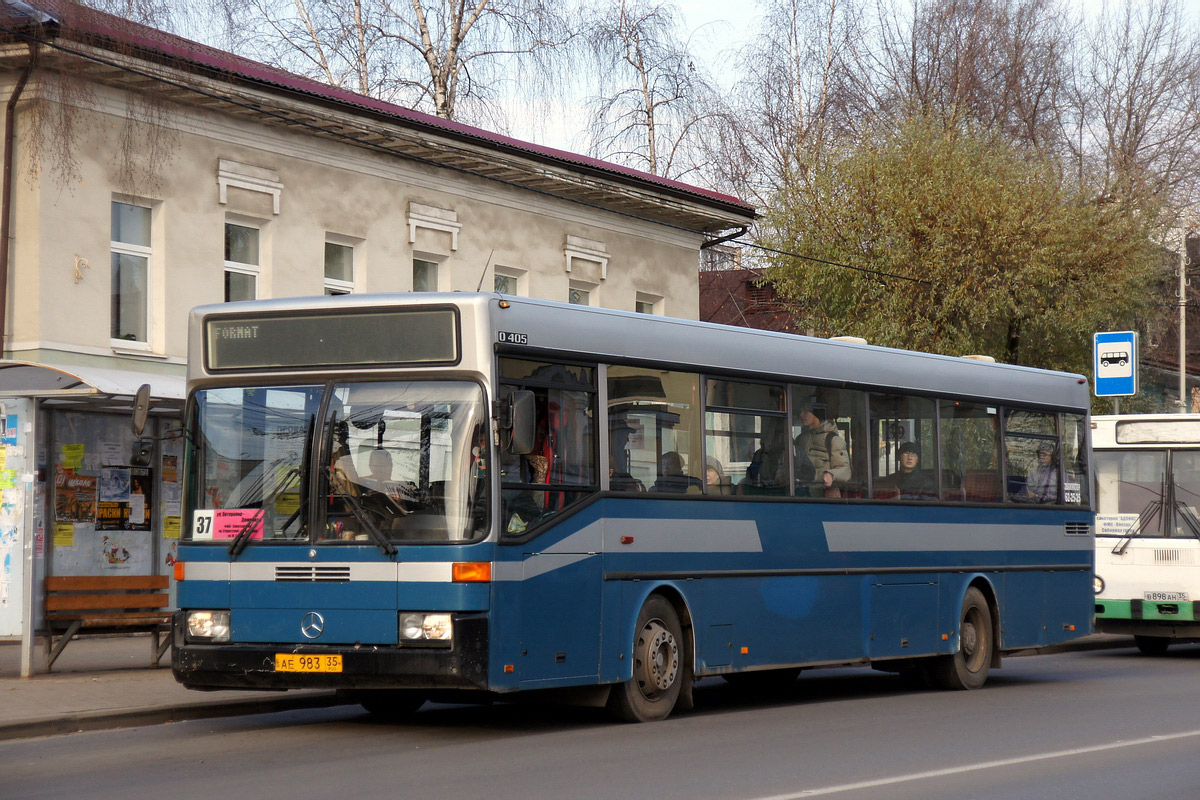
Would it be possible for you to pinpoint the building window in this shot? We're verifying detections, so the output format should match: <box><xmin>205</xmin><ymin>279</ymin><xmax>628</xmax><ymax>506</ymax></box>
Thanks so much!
<box><xmin>111</xmin><ymin>201</ymin><xmax>151</xmax><ymax>344</ymax></box>
<box><xmin>635</xmin><ymin>292</ymin><xmax>662</xmax><ymax>315</ymax></box>
<box><xmin>224</xmin><ymin>223</ymin><xmax>259</xmax><ymax>302</ymax></box>
<box><xmin>494</xmin><ymin>272</ymin><xmax>517</xmax><ymax>295</ymax></box>
<box><xmin>324</xmin><ymin>241</ymin><xmax>354</xmax><ymax>295</ymax></box>
<box><xmin>413</xmin><ymin>258</ymin><xmax>439</xmax><ymax>292</ymax></box>
<box><xmin>569</xmin><ymin>282</ymin><xmax>593</xmax><ymax>306</ymax></box>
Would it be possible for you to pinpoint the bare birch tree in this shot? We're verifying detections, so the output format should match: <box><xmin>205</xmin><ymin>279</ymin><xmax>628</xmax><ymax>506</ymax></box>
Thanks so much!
<box><xmin>860</xmin><ymin>0</ymin><xmax>1070</xmax><ymax>149</ymax></box>
<box><xmin>581</xmin><ymin>0</ymin><xmax>726</xmax><ymax>180</ymax></box>
<box><xmin>1065</xmin><ymin>0</ymin><xmax>1200</xmax><ymax>208</ymax></box>
<box><xmin>207</xmin><ymin>0</ymin><xmax>576</xmax><ymax>124</ymax></box>
<box><xmin>707</xmin><ymin>0</ymin><xmax>864</xmax><ymax>207</ymax></box>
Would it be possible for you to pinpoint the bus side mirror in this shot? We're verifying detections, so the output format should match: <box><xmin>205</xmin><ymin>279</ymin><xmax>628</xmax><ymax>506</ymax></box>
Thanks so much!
<box><xmin>501</xmin><ymin>390</ymin><xmax>536</xmax><ymax>455</ymax></box>
<box><xmin>131</xmin><ymin>384</ymin><xmax>152</xmax><ymax>437</ymax></box>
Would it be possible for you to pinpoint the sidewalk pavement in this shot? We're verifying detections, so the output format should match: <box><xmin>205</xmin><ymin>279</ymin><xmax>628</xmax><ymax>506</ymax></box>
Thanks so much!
<box><xmin>0</xmin><ymin>635</ymin><xmax>345</xmax><ymax>741</ymax></box>
<box><xmin>0</xmin><ymin>632</ymin><xmax>1135</xmax><ymax>742</ymax></box>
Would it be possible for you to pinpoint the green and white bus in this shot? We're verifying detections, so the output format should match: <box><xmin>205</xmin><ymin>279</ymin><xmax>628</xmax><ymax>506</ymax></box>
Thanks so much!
<box><xmin>1093</xmin><ymin>414</ymin><xmax>1200</xmax><ymax>654</ymax></box>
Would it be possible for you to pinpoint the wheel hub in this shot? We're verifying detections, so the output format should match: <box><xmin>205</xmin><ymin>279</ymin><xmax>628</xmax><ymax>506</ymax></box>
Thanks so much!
<box><xmin>638</xmin><ymin>620</ymin><xmax>678</xmax><ymax>692</ymax></box>
<box><xmin>962</xmin><ymin>620</ymin><xmax>978</xmax><ymax>655</ymax></box>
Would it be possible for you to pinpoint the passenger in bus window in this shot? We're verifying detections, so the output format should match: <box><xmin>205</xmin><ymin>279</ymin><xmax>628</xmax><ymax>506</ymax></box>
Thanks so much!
<box><xmin>794</xmin><ymin>402</ymin><xmax>851</xmax><ymax>489</ymax></box>
<box><xmin>610</xmin><ymin>454</ymin><xmax>645</xmax><ymax>492</ymax></box>
<box><xmin>363</xmin><ymin>448</ymin><xmax>393</xmax><ymax>489</ymax></box>
<box><xmin>1023</xmin><ymin>442</ymin><xmax>1059</xmax><ymax>503</ymax></box>
<box><xmin>882</xmin><ymin>442</ymin><xmax>936</xmax><ymax>500</ymax></box>
<box><xmin>654</xmin><ymin>451</ymin><xmax>703</xmax><ymax>493</ymax></box>
<box><xmin>706</xmin><ymin>456</ymin><xmax>733</xmax><ymax>495</ymax></box>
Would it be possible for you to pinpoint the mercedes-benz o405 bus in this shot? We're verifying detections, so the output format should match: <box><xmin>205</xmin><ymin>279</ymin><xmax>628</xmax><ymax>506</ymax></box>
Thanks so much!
<box><xmin>171</xmin><ymin>293</ymin><xmax>1094</xmax><ymax>721</ymax></box>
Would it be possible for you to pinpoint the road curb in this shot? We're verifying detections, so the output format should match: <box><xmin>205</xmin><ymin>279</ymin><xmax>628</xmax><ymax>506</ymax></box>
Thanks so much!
<box><xmin>0</xmin><ymin>691</ymin><xmax>348</xmax><ymax>742</ymax></box>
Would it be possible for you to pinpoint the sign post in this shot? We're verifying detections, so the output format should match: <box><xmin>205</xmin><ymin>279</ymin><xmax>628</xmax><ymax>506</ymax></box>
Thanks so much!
<box><xmin>1094</xmin><ymin>331</ymin><xmax>1137</xmax><ymax>402</ymax></box>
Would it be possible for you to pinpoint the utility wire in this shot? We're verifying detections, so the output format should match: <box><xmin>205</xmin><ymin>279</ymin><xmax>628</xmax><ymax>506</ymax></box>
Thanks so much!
<box><xmin>736</xmin><ymin>239</ymin><xmax>934</xmax><ymax>285</ymax></box>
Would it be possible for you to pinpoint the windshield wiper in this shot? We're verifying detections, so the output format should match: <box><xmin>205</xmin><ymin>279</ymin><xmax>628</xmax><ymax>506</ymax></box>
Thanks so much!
<box><xmin>324</xmin><ymin>465</ymin><xmax>397</xmax><ymax>556</ymax></box>
<box><xmin>228</xmin><ymin>467</ymin><xmax>301</xmax><ymax>558</ymax></box>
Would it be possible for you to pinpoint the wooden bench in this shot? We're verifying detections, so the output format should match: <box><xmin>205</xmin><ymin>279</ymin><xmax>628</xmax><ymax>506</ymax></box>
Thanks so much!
<box><xmin>44</xmin><ymin>575</ymin><xmax>172</xmax><ymax>671</ymax></box>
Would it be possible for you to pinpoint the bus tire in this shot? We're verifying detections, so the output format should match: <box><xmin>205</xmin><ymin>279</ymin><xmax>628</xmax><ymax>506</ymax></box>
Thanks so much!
<box><xmin>1134</xmin><ymin>635</ymin><xmax>1171</xmax><ymax>656</ymax></box>
<box><xmin>608</xmin><ymin>595</ymin><xmax>687</xmax><ymax>722</ymax></box>
<box><xmin>932</xmin><ymin>586</ymin><xmax>992</xmax><ymax>690</ymax></box>
<box><xmin>353</xmin><ymin>689</ymin><xmax>426</xmax><ymax>718</ymax></box>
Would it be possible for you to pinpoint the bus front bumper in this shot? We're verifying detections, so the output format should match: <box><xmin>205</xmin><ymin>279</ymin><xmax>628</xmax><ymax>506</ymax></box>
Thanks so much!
<box><xmin>171</xmin><ymin>612</ymin><xmax>490</xmax><ymax>691</ymax></box>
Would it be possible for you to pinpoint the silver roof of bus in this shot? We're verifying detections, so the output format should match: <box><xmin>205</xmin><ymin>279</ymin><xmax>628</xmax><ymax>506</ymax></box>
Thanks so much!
<box><xmin>188</xmin><ymin>292</ymin><xmax>1090</xmax><ymax>410</ymax></box>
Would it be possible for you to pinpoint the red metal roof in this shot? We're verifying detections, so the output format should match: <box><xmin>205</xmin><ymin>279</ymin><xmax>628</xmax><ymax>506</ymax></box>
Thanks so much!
<box><xmin>2</xmin><ymin>0</ymin><xmax>755</xmax><ymax>218</ymax></box>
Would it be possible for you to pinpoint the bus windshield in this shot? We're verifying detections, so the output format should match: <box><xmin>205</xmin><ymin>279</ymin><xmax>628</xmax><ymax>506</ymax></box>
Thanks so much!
<box><xmin>1095</xmin><ymin>448</ymin><xmax>1200</xmax><ymax>538</ymax></box>
<box><xmin>188</xmin><ymin>381</ymin><xmax>489</xmax><ymax>545</ymax></box>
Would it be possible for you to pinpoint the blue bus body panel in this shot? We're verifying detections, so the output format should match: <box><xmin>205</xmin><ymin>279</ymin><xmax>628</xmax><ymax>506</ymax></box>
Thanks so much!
<box><xmin>490</xmin><ymin>497</ymin><xmax>1092</xmax><ymax>690</ymax></box>
<box><xmin>178</xmin><ymin>498</ymin><xmax>1091</xmax><ymax>691</ymax></box>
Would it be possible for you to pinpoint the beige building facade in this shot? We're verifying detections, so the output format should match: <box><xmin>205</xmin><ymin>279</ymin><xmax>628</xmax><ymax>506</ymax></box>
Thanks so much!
<box><xmin>0</xmin><ymin>0</ymin><xmax>754</xmax><ymax>668</ymax></box>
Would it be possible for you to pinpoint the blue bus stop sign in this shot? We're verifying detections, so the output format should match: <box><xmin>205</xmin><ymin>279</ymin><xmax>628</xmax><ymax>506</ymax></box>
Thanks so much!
<box><xmin>1094</xmin><ymin>331</ymin><xmax>1137</xmax><ymax>397</ymax></box>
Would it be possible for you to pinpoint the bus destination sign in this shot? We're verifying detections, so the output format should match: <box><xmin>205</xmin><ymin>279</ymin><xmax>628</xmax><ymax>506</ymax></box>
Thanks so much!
<box><xmin>207</xmin><ymin>307</ymin><xmax>459</xmax><ymax>370</ymax></box>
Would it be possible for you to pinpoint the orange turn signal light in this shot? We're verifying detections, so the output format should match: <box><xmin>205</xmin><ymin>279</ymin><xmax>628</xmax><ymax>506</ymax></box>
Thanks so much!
<box><xmin>452</xmin><ymin>562</ymin><xmax>492</xmax><ymax>582</ymax></box>
<box><xmin>173</xmin><ymin>562</ymin><xmax>186</xmax><ymax>581</ymax></box>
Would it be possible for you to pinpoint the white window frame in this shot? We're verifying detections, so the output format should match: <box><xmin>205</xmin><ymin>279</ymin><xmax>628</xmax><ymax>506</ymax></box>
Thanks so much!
<box><xmin>110</xmin><ymin>199</ymin><xmax>153</xmax><ymax>351</ymax></box>
<box><xmin>413</xmin><ymin>255</ymin><xmax>442</xmax><ymax>292</ymax></box>
<box><xmin>568</xmin><ymin>280</ymin><xmax>596</xmax><ymax>307</ymax></box>
<box><xmin>324</xmin><ymin>235</ymin><xmax>356</xmax><ymax>295</ymax></box>
<box><xmin>635</xmin><ymin>291</ymin><xmax>663</xmax><ymax>315</ymax></box>
<box><xmin>493</xmin><ymin>266</ymin><xmax>524</xmax><ymax>297</ymax></box>
<box><xmin>224</xmin><ymin>220</ymin><xmax>261</xmax><ymax>302</ymax></box>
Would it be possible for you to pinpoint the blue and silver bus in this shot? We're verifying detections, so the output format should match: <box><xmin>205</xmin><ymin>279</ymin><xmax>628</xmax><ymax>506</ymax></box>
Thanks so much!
<box><xmin>171</xmin><ymin>293</ymin><xmax>1094</xmax><ymax>721</ymax></box>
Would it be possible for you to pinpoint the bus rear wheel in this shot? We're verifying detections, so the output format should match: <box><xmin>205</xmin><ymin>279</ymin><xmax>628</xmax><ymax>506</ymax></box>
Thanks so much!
<box><xmin>932</xmin><ymin>587</ymin><xmax>993</xmax><ymax>690</ymax></box>
<box><xmin>608</xmin><ymin>595</ymin><xmax>688</xmax><ymax>722</ymax></box>
<box><xmin>1134</xmin><ymin>635</ymin><xmax>1171</xmax><ymax>656</ymax></box>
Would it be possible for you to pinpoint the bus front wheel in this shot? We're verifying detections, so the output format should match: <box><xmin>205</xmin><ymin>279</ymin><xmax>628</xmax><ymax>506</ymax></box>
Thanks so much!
<box><xmin>608</xmin><ymin>595</ymin><xmax>688</xmax><ymax>722</ymax></box>
<box><xmin>352</xmin><ymin>689</ymin><xmax>426</xmax><ymax>718</ymax></box>
<box><xmin>932</xmin><ymin>587</ymin><xmax>993</xmax><ymax>690</ymax></box>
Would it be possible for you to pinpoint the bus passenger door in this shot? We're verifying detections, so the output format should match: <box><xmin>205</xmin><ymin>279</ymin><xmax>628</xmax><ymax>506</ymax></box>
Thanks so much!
<box><xmin>517</xmin><ymin>523</ymin><xmax>603</xmax><ymax>687</ymax></box>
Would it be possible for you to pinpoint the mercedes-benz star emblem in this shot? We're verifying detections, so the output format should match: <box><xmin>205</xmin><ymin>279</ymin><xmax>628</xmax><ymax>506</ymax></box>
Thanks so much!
<box><xmin>301</xmin><ymin>612</ymin><xmax>325</xmax><ymax>639</ymax></box>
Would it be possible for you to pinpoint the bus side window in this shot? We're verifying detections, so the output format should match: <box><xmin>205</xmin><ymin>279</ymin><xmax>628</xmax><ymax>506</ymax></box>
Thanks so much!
<box><xmin>498</xmin><ymin>359</ymin><xmax>598</xmax><ymax>536</ymax></box>
<box><xmin>940</xmin><ymin>401</ymin><xmax>999</xmax><ymax>502</ymax></box>
<box><xmin>609</xmin><ymin>366</ymin><xmax>703</xmax><ymax>494</ymax></box>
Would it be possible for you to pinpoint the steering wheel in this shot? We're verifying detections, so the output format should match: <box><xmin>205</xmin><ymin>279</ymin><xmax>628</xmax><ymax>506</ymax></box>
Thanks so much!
<box><xmin>360</xmin><ymin>489</ymin><xmax>410</xmax><ymax>521</ymax></box>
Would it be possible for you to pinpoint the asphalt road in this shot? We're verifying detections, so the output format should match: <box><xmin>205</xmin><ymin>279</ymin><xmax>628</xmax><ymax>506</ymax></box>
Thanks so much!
<box><xmin>5</xmin><ymin>643</ymin><xmax>1200</xmax><ymax>800</ymax></box>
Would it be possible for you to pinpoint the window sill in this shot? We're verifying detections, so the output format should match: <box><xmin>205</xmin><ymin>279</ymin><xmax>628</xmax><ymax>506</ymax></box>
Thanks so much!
<box><xmin>110</xmin><ymin>342</ymin><xmax>167</xmax><ymax>360</ymax></box>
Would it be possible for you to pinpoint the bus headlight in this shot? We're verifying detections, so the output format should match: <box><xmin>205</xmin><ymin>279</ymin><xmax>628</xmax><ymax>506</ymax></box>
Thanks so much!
<box><xmin>399</xmin><ymin>612</ymin><xmax>453</xmax><ymax>645</ymax></box>
<box><xmin>186</xmin><ymin>610</ymin><xmax>231</xmax><ymax>642</ymax></box>
<box><xmin>1094</xmin><ymin>575</ymin><xmax>1105</xmax><ymax>595</ymax></box>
